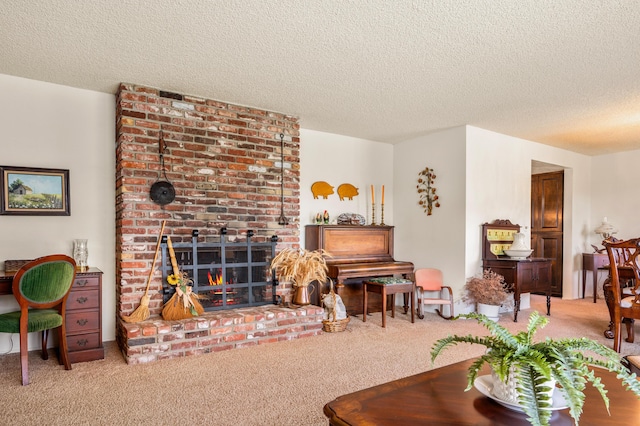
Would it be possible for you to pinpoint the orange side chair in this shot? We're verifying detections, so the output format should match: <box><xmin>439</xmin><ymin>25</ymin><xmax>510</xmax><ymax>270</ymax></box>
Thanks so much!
<box><xmin>414</xmin><ymin>268</ymin><xmax>454</xmax><ymax>320</ymax></box>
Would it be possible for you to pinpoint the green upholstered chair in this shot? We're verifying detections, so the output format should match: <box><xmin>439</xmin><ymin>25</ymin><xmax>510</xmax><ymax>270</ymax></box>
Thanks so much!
<box><xmin>0</xmin><ymin>254</ymin><xmax>76</xmax><ymax>385</ymax></box>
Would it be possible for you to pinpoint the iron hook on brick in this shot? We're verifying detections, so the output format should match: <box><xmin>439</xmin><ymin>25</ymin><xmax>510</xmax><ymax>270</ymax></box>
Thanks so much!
<box><xmin>277</xmin><ymin>133</ymin><xmax>289</xmax><ymax>226</ymax></box>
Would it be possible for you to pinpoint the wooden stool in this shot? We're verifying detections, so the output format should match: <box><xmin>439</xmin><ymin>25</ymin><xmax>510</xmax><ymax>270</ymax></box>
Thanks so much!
<box><xmin>363</xmin><ymin>278</ymin><xmax>415</xmax><ymax>328</ymax></box>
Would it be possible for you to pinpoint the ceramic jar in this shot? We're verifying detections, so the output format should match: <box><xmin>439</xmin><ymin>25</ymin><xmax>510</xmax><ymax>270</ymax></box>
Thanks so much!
<box><xmin>510</xmin><ymin>232</ymin><xmax>529</xmax><ymax>250</ymax></box>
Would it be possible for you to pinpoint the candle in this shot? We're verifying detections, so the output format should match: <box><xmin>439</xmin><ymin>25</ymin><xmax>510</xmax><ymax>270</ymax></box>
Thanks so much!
<box><xmin>382</xmin><ymin>185</ymin><xmax>385</xmax><ymax>205</ymax></box>
<box><xmin>371</xmin><ymin>185</ymin><xmax>374</xmax><ymax>204</ymax></box>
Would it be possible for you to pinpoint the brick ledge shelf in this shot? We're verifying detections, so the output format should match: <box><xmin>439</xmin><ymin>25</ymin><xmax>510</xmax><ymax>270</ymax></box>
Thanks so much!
<box><xmin>117</xmin><ymin>305</ymin><xmax>324</xmax><ymax>364</ymax></box>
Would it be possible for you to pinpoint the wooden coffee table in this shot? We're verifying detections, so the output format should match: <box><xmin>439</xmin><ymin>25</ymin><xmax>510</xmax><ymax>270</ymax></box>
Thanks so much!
<box><xmin>324</xmin><ymin>358</ymin><xmax>640</xmax><ymax>425</ymax></box>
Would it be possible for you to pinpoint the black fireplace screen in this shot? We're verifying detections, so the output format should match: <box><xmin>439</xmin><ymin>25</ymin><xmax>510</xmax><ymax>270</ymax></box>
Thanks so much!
<box><xmin>161</xmin><ymin>229</ymin><xmax>278</xmax><ymax>311</ymax></box>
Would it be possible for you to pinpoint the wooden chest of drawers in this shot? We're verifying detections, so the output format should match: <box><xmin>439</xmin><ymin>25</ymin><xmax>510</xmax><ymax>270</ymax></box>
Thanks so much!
<box><xmin>482</xmin><ymin>258</ymin><xmax>552</xmax><ymax>322</ymax></box>
<box><xmin>66</xmin><ymin>268</ymin><xmax>104</xmax><ymax>363</ymax></box>
<box><xmin>1</xmin><ymin>266</ymin><xmax>104</xmax><ymax>363</ymax></box>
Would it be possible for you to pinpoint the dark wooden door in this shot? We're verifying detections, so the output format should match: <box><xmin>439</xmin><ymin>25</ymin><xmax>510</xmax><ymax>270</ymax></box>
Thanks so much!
<box><xmin>531</xmin><ymin>171</ymin><xmax>563</xmax><ymax>297</ymax></box>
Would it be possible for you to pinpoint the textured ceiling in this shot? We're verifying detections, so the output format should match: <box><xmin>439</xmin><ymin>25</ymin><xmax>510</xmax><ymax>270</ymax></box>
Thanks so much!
<box><xmin>1</xmin><ymin>1</ymin><xmax>639</xmax><ymax>156</ymax></box>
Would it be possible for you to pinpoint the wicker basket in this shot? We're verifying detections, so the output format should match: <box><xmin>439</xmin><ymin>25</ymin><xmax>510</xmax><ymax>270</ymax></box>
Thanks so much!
<box><xmin>4</xmin><ymin>259</ymin><xmax>32</xmax><ymax>274</ymax></box>
<box><xmin>322</xmin><ymin>316</ymin><xmax>350</xmax><ymax>333</ymax></box>
<box><xmin>321</xmin><ymin>285</ymin><xmax>349</xmax><ymax>332</ymax></box>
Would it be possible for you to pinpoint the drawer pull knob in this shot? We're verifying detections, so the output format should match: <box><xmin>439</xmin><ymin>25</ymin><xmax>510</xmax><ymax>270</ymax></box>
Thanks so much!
<box><xmin>76</xmin><ymin>280</ymin><xmax>89</xmax><ymax>287</ymax></box>
<box><xmin>76</xmin><ymin>297</ymin><xmax>89</xmax><ymax>304</ymax></box>
<box><xmin>76</xmin><ymin>319</ymin><xmax>89</xmax><ymax>326</ymax></box>
<box><xmin>77</xmin><ymin>339</ymin><xmax>89</xmax><ymax>347</ymax></box>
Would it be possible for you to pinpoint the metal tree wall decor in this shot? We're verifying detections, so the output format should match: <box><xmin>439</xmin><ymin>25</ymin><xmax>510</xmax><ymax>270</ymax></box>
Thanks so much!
<box><xmin>417</xmin><ymin>166</ymin><xmax>440</xmax><ymax>215</ymax></box>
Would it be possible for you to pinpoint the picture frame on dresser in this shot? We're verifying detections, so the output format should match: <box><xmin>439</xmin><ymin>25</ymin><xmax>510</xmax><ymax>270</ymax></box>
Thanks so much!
<box><xmin>0</xmin><ymin>165</ymin><xmax>70</xmax><ymax>216</ymax></box>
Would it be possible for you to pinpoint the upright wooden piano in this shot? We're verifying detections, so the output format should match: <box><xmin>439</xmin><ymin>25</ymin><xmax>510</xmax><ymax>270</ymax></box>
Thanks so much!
<box><xmin>305</xmin><ymin>225</ymin><xmax>414</xmax><ymax>315</ymax></box>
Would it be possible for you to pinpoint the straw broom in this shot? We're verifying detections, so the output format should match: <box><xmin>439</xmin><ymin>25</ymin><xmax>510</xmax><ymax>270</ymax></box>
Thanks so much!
<box><xmin>161</xmin><ymin>236</ymin><xmax>204</xmax><ymax>320</ymax></box>
<box><xmin>121</xmin><ymin>220</ymin><xmax>166</xmax><ymax>323</ymax></box>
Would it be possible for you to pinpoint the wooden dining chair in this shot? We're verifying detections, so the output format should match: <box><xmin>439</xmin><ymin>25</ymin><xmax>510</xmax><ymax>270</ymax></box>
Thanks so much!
<box><xmin>414</xmin><ymin>268</ymin><xmax>454</xmax><ymax>320</ymax></box>
<box><xmin>603</xmin><ymin>238</ymin><xmax>640</xmax><ymax>353</ymax></box>
<box><xmin>0</xmin><ymin>254</ymin><xmax>76</xmax><ymax>385</ymax></box>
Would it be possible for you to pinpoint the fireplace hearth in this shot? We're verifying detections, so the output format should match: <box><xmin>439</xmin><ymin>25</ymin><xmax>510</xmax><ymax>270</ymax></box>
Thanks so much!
<box><xmin>118</xmin><ymin>228</ymin><xmax>324</xmax><ymax>365</ymax></box>
<box><xmin>161</xmin><ymin>228</ymin><xmax>278</xmax><ymax>311</ymax></box>
<box><xmin>115</xmin><ymin>83</ymin><xmax>307</xmax><ymax>364</ymax></box>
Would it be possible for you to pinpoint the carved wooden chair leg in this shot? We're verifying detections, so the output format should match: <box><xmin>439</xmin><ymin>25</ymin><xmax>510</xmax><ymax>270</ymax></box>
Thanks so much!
<box><xmin>625</xmin><ymin>318</ymin><xmax>635</xmax><ymax>343</ymax></box>
<box><xmin>614</xmin><ymin>319</ymin><xmax>624</xmax><ymax>353</ymax></box>
<box><xmin>604</xmin><ymin>323</ymin><xmax>614</xmax><ymax>339</ymax></box>
<box><xmin>608</xmin><ymin>318</ymin><xmax>636</xmax><ymax>341</ymax></box>
<box><xmin>20</xmin><ymin>328</ymin><xmax>29</xmax><ymax>385</ymax></box>
<box><xmin>41</xmin><ymin>329</ymin><xmax>49</xmax><ymax>360</ymax></box>
<box><xmin>58</xmin><ymin>325</ymin><xmax>71</xmax><ymax>370</ymax></box>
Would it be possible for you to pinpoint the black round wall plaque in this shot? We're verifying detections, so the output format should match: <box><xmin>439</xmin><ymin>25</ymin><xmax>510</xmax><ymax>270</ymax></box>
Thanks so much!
<box><xmin>150</xmin><ymin>181</ymin><xmax>176</xmax><ymax>205</ymax></box>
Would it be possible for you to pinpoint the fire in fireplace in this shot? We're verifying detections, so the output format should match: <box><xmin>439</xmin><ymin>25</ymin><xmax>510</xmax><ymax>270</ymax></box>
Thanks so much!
<box><xmin>161</xmin><ymin>228</ymin><xmax>278</xmax><ymax>311</ymax></box>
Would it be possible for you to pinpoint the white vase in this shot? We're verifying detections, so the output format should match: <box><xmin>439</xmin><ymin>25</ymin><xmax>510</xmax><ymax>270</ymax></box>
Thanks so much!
<box><xmin>510</xmin><ymin>232</ymin><xmax>529</xmax><ymax>250</ymax></box>
<box><xmin>492</xmin><ymin>364</ymin><xmax>555</xmax><ymax>405</ymax></box>
<box><xmin>477</xmin><ymin>302</ymin><xmax>500</xmax><ymax>321</ymax></box>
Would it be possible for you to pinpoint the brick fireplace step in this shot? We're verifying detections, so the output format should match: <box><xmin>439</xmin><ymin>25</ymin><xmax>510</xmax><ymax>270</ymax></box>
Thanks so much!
<box><xmin>117</xmin><ymin>304</ymin><xmax>324</xmax><ymax>364</ymax></box>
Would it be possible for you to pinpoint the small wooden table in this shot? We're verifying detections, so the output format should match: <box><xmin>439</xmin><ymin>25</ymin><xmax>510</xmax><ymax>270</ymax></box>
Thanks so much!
<box><xmin>582</xmin><ymin>252</ymin><xmax>610</xmax><ymax>303</ymax></box>
<box><xmin>363</xmin><ymin>278</ymin><xmax>414</xmax><ymax>328</ymax></box>
<box><xmin>324</xmin><ymin>358</ymin><xmax>640</xmax><ymax>425</ymax></box>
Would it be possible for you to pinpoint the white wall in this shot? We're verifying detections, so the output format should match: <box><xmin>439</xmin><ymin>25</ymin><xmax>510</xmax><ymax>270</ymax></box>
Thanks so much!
<box><xmin>393</xmin><ymin>127</ymin><xmax>468</xmax><ymax>301</ymax></box>
<box><xmin>465</xmin><ymin>126</ymin><xmax>592</xmax><ymax>299</ymax></box>
<box><xmin>299</xmin><ymin>129</ymin><xmax>394</xmax><ymax>246</ymax></box>
<box><xmin>0</xmin><ymin>74</ymin><xmax>116</xmax><ymax>353</ymax></box>
<box><xmin>308</xmin><ymin>124</ymin><xmax>595</xmax><ymax>315</ymax></box>
<box><xmin>591</xmin><ymin>150</ymin><xmax>640</xmax><ymax>240</ymax></box>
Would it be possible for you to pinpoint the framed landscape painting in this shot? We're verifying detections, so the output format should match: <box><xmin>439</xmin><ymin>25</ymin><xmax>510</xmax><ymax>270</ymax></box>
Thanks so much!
<box><xmin>0</xmin><ymin>166</ymin><xmax>70</xmax><ymax>216</ymax></box>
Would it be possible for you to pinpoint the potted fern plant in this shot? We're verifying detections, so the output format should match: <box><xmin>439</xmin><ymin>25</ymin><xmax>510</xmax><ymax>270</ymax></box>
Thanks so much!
<box><xmin>431</xmin><ymin>311</ymin><xmax>640</xmax><ymax>426</ymax></box>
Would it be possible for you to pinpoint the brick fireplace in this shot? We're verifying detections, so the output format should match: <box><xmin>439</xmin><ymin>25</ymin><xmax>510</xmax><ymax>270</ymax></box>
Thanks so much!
<box><xmin>115</xmin><ymin>84</ymin><xmax>322</xmax><ymax>364</ymax></box>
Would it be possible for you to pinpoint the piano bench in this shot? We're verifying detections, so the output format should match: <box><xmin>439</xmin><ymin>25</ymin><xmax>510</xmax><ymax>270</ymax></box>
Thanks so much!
<box><xmin>363</xmin><ymin>278</ymin><xmax>415</xmax><ymax>328</ymax></box>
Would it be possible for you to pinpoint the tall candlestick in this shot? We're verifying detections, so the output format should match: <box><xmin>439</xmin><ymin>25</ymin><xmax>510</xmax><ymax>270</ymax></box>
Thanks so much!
<box><xmin>371</xmin><ymin>185</ymin><xmax>374</xmax><ymax>204</ymax></box>
<box><xmin>371</xmin><ymin>203</ymin><xmax>376</xmax><ymax>226</ymax></box>
<box><xmin>382</xmin><ymin>185</ymin><xmax>385</xmax><ymax>205</ymax></box>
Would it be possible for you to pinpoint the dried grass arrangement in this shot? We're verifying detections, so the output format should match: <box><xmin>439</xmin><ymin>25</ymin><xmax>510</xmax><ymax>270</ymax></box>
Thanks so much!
<box><xmin>270</xmin><ymin>248</ymin><xmax>329</xmax><ymax>288</ymax></box>
<box><xmin>161</xmin><ymin>270</ymin><xmax>205</xmax><ymax>320</ymax></box>
<box><xmin>463</xmin><ymin>269</ymin><xmax>511</xmax><ymax>306</ymax></box>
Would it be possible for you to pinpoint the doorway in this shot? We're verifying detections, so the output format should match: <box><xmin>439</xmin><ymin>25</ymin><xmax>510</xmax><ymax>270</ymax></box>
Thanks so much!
<box><xmin>531</xmin><ymin>163</ymin><xmax>564</xmax><ymax>297</ymax></box>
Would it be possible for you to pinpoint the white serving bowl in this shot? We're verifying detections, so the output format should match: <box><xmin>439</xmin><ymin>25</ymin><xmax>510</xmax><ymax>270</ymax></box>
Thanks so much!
<box><xmin>504</xmin><ymin>249</ymin><xmax>533</xmax><ymax>259</ymax></box>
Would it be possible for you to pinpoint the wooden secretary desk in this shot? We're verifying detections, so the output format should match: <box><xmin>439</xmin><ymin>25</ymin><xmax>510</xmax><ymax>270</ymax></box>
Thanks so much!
<box><xmin>481</xmin><ymin>220</ymin><xmax>552</xmax><ymax>322</ymax></box>
<box><xmin>0</xmin><ymin>266</ymin><xmax>104</xmax><ymax>363</ymax></box>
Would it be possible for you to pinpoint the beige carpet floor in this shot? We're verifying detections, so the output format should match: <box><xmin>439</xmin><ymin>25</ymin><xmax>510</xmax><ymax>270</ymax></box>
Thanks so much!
<box><xmin>0</xmin><ymin>295</ymin><xmax>638</xmax><ymax>426</ymax></box>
